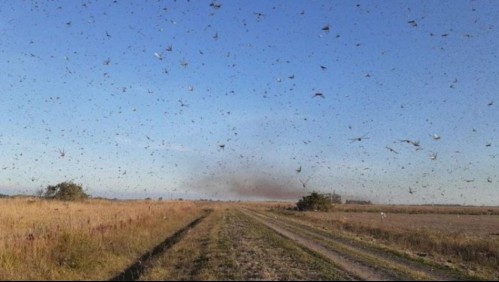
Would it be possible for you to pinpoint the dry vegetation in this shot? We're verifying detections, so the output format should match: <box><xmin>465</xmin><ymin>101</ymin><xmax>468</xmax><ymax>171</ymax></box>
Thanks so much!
<box><xmin>0</xmin><ymin>198</ymin><xmax>208</xmax><ymax>280</ymax></box>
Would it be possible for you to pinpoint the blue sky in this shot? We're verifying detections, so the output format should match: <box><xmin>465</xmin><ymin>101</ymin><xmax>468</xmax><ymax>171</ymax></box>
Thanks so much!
<box><xmin>0</xmin><ymin>0</ymin><xmax>498</xmax><ymax>204</ymax></box>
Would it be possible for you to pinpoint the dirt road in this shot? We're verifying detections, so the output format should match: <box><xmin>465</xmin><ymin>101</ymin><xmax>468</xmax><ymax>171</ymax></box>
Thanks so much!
<box><xmin>241</xmin><ymin>208</ymin><xmax>472</xmax><ymax>281</ymax></box>
<box><xmin>122</xmin><ymin>206</ymin><xmax>476</xmax><ymax>281</ymax></box>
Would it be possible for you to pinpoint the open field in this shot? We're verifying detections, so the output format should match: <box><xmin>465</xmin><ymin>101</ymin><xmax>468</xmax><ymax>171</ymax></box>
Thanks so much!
<box><xmin>1</xmin><ymin>199</ymin><xmax>498</xmax><ymax>280</ymax></box>
<box><xmin>302</xmin><ymin>211</ymin><xmax>499</xmax><ymax>237</ymax></box>
<box><xmin>329</xmin><ymin>204</ymin><xmax>499</xmax><ymax>215</ymax></box>
<box><xmin>0</xmin><ymin>198</ymin><xmax>211</xmax><ymax>280</ymax></box>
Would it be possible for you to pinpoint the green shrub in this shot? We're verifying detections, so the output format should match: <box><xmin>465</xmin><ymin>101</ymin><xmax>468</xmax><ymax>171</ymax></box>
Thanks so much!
<box><xmin>42</xmin><ymin>182</ymin><xmax>89</xmax><ymax>201</ymax></box>
<box><xmin>296</xmin><ymin>192</ymin><xmax>331</xmax><ymax>212</ymax></box>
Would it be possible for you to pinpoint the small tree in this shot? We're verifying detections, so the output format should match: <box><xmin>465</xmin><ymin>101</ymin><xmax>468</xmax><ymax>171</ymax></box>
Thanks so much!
<box><xmin>43</xmin><ymin>182</ymin><xmax>89</xmax><ymax>201</ymax></box>
<box><xmin>296</xmin><ymin>192</ymin><xmax>331</xmax><ymax>212</ymax></box>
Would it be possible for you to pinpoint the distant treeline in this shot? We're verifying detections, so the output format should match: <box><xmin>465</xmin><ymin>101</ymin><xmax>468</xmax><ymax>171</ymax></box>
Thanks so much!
<box><xmin>0</xmin><ymin>193</ymin><xmax>9</xmax><ymax>198</ymax></box>
<box><xmin>345</xmin><ymin>200</ymin><xmax>372</xmax><ymax>205</ymax></box>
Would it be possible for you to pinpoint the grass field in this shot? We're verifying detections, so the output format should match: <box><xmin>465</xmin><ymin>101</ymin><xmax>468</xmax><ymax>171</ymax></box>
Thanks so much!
<box><xmin>0</xmin><ymin>198</ymin><xmax>209</xmax><ymax>280</ymax></box>
<box><xmin>1</xmin><ymin>198</ymin><xmax>498</xmax><ymax>280</ymax></box>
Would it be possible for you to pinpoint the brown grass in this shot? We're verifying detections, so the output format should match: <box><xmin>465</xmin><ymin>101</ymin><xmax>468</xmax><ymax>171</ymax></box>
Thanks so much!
<box><xmin>139</xmin><ymin>208</ymin><xmax>224</xmax><ymax>281</ymax></box>
<box><xmin>0</xmin><ymin>198</ymin><xmax>208</xmax><ymax>280</ymax></box>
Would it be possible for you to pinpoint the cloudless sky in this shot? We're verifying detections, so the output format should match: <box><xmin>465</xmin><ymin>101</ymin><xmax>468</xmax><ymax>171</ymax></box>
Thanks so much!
<box><xmin>0</xmin><ymin>0</ymin><xmax>498</xmax><ymax>204</ymax></box>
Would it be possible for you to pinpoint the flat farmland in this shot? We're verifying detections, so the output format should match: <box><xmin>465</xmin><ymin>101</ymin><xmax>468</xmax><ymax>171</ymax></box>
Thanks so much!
<box><xmin>1</xmin><ymin>199</ymin><xmax>497</xmax><ymax>280</ymax></box>
<box><xmin>305</xmin><ymin>211</ymin><xmax>499</xmax><ymax>237</ymax></box>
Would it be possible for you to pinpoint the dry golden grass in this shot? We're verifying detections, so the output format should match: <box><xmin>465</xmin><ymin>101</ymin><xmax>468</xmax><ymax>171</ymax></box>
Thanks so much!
<box><xmin>139</xmin><ymin>208</ymin><xmax>224</xmax><ymax>281</ymax></box>
<box><xmin>0</xmin><ymin>198</ymin><xmax>208</xmax><ymax>280</ymax></box>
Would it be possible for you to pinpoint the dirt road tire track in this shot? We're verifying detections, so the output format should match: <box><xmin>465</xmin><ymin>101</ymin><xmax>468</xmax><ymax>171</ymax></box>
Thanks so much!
<box><xmin>110</xmin><ymin>210</ymin><xmax>212</xmax><ymax>281</ymax></box>
<box><xmin>241</xmin><ymin>209</ymin><xmax>394</xmax><ymax>281</ymax></box>
<box><xmin>139</xmin><ymin>208</ymin><xmax>354</xmax><ymax>281</ymax></box>
<box><xmin>241</xmin><ymin>208</ymin><xmax>469</xmax><ymax>281</ymax></box>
